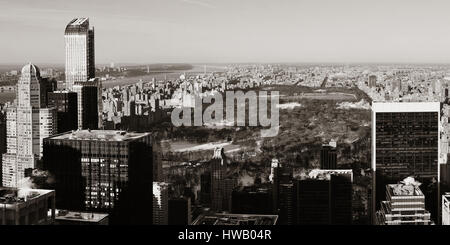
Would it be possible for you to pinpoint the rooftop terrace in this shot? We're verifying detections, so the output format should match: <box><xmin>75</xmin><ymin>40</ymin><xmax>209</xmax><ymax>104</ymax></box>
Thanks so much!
<box><xmin>49</xmin><ymin>130</ymin><xmax>150</xmax><ymax>142</ymax></box>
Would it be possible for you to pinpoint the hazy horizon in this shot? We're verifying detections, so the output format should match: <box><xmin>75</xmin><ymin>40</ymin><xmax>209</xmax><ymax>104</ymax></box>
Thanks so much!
<box><xmin>2</xmin><ymin>0</ymin><xmax>450</xmax><ymax>64</ymax></box>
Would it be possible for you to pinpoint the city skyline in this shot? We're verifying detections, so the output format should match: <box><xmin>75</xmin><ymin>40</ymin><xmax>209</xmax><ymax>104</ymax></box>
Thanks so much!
<box><xmin>2</xmin><ymin>0</ymin><xmax>450</xmax><ymax>64</ymax></box>
<box><xmin>3</xmin><ymin>0</ymin><xmax>450</xmax><ymax>229</ymax></box>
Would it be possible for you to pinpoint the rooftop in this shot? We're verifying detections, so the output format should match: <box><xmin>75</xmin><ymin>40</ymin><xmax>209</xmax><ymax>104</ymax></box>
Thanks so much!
<box><xmin>0</xmin><ymin>187</ymin><xmax>54</xmax><ymax>204</ymax></box>
<box><xmin>69</xmin><ymin>18</ymin><xmax>89</xmax><ymax>26</ymax></box>
<box><xmin>55</xmin><ymin>210</ymin><xmax>108</xmax><ymax>223</ymax></box>
<box><xmin>21</xmin><ymin>63</ymin><xmax>40</xmax><ymax>78</ymax></box>
<box><xmin>388</xmin><ymin>184</ymin><xmax>423</xmax><ymax>196</ymax></box>
<box><xmin>192</xmin><ymin>213</ymin><xmax>278</xmax><ymax>225</ymax></box>
<box><xmin>372</xmin><ymin>102</ymin><xmax>440</xmax><ymax>113</ymax></box>
<box><xmin>65</xmin><ymin>18</ymin><xmax>91</xmax><ymax>34</ymax></box>
<box><xmin>49</xmin><ymin>130</ymin><xmax>150</xmax><ymax>142</ymax></box>
<box><xmin>301</xmin><ymin>169</ymin><xmax>353</xmax><ymax>182</ymax></box>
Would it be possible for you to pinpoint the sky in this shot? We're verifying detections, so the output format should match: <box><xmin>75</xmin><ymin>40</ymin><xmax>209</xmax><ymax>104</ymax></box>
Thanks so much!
<box><xmin>2</xmin><ymin>0</ymin><xmax>450</xmax><ymax>64</ymax></box>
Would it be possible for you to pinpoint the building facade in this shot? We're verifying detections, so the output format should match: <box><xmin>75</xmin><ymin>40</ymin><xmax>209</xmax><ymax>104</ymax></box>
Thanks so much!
<box><xmin>376</xmin><ymin>179</ymin><xmax>433</xmax><ymax>225</ymax></box>
<box><xmin>0</xmin><ymin>187</ymin><xmax>55</xmax><ymax>225</ymax></box>
<box><xmin>168</xmin><ymin>197</ymin><xmax>192</xmax><ymax>225</ymax></box>
<box><xmin>295</xmin><ymin>170</ymin><xmax>353</xmax><ymax>225</ymax></box>
<box><xmin>72</xmin><ymin>79</ymin><xmax>101</xmax><ymax>129</ymax></box>
<box><xmin>320</xmin><ymin>142</ymin><xmax>337</xmax><ymax>169</ymax></box>
<box><xmin>2</xmin><ymin>64</ymin><xmax>57</xmax><ymax>187</ymax></box>
<box><xmin>48</xmin><ymin>91</ymin><xmax>78</xmax><ymax>134</ymax></box>
<box><xmin>43</xmin><ymin>130</ymin><xmax>153</xmax><ymax>224</ymax></box>
<box><xmin>65</xmin><ymin>18</ymin><xmax>102</xmax><ymax>130</ymax></box>
<box><xmin>64</xmin><ymin>17</ymin><xmax>95</xmax><ymax>91</ymax></box>
<box><xmin>153</xmin><ymin>182</ymin><xmax>168</xmax><ymax>225</ymax></box>
<box><xmin>372</xmin><ymin>102</ymin><xmax>440</xmax><ymax>223</ymax></box>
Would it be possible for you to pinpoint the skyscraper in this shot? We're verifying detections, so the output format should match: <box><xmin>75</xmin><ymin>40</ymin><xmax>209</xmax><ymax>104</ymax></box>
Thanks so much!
<box><xmin>64</xmin><ymin>18</ymin><xmax>95</xmax><ymax>91</ymax></box>
<box><xmin>295</xmin><ymin>169</ymin><xmax>353</xmax><ymax>225</ymax></box>
<box><xmin>210</xmin><ymin>147</ymin><xmax>228</xmax><ymax>211</ymax></box>
<box><xmin>2</xmin><ymin>64</ymin><xmax>57</xmax><ymax>187</ymax></box>
<box><xmin>48</xmin><ymin>91</ymin><xmax>78</xmax><ymax>133</ymax></box>
<box><xmin>72</xmin><ymin>79</ymin><xmax>101</xmax><ymax>129</ymax></box>
<box><xmin>153</xmin><ymin>182</ymin><xmax>169</xmax><ymax>225</ymax></box>
<box><xmin>271</xmin><ymin>159</ymin><xmax>295</xmax><ymax>225</ymax></box>
<box><xmin>372</xmin><ymin>102</ymin><xmax>440</xmax><ymax>223</ymax></box>
<box><xmin>168</xmin><ymin>197</ymin><xmax>192</xmax><ymax>225</ymax></box>
<box><xmin>376</xmin><ymin>178</ymin><xmax>433</xmax><ymax>225</ymax></box>
<box><xmin>200</xmin><ymin>172</ymin><xmax>211</xmax><ymax>206</ymax></box>
<box><xmin>320</xmin><ymin>141</ymin><xmax>337</xmax><ymax>169</ymax></box>
<box><xmin>231</xmin><ymin>185</ymin><xmax>273</xmax><ymax>215</ymax></box>
<box><xmin>0</xmin><ymin>112</ymin><xmax>6</xmax><ymax>186</ymax></box>
<box><xmin>65</xmin><ymin>18</ymin><xmax>102</xmax><ymax>129</ymax></box>
<box><xmin>43</xmin><ymin>130</ymin><xmax>153</xmax><ymax>224</ymax></box>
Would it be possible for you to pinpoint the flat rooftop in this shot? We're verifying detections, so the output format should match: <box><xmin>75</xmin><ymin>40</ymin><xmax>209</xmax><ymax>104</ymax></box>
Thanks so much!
<box><xmin>55</xmin><ymin>210</ymin><xmax>108</xmax><ymax>223</ymax></box>
<box><xmin>302</xmin><ymin>169</ymin><xmax>353</xmax><ymax>182</ymax></box>
<box><xmin>372</xmin><ymin>102</ymin><xmax>440</xmax><ymax>113</ymax></box>
<box><xmin>0</xmin><ymin>187</ymin><xmax>54</xmax><ymax>205</ymax></box>
<box><xmin>192</xmin><ymin>213</ymin><xmax>278</xmax><ymax>225</ymax></box>
<box><xmin>49</xmin><ymin>130</ymin><xmax>150</xmax><ymax>142</ymax></box>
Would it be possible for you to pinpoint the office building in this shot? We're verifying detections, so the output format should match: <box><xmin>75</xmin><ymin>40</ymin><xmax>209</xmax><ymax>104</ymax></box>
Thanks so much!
<box><xmin>64</xmin><ymin>17</ymin><xmax>95</xmax><ymax>91</ymax></box>
<box><xmin>65</xmin><ymin>18</ymin><xmax>102</xmax><ymax>130</ymax></box>
<box><xmin>271</xmin><ymin>159</ymin><xmax>294</xmax><ymax>225</ymax></box>
<box><xmin>372</xmin><ymin>102</ymin><xmax>440</xmax><ymax>222</ymax></box>
<box><xmin>232</xmin><ymin>185</ymin><xmax>273</xmax><ymax>215</ymax></box>
<box><xmin>153</xmin><ymin>182</ymin><xmax>168</xmax><ymax>225</ymax></box>
<box><xmin>43</xmin><ymin>130</ymin><xmax>153</xmax><ymax>224</ymax></box>
<box><xmin>72</xmin><ymin>79</ymin><xmax>102</xmax><ymax>130</ymax></box>
<box><xmin>210</xmin><ymin>147</ymin><xmax>230</xmax><ymax>211</ymax></box>
<box><xmin>0</xmin><ymin>187</ymin><xmax>55</xmax><ymax>225</ymax></box>
<box><xmin>295</xmin><ymin>169</ymin><xmax>353</xmax><ymax>225</ymax></box>
<box><xmin>376</xmin><ymin>177</ymin><xmax>433</xmax><ymax>225</ymax></box>
<box><xmin>168</xmin><ymin>197</ymin><xmax>192</xmax><ymax>225</ymax></box>
<box><xmin>48</xmin><ymin>91</ymin><xmax>78</xmax><ymax>133</ymax></box>
<box><xmin>0</xmin><ymin>113</ymin><xmax>6</xmax><ymax>185</ymax></box>
<box><xmin>2</xmin><ymin>64</ymin><xmax>57</xmax><ymax>187</ymax></box>
<box><xmin>320</xmin><ymin>140</ymin><xmax>337</xmax><ymax>169</ymax></box>
<box><xmin>200</xmin><ymin>172</ymin><xmax>211</xmax><ymax>206</ymax></box>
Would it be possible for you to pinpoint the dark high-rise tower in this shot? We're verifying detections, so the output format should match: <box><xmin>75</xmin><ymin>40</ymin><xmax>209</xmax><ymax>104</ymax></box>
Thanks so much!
<box><xmin>73</xmin><ymin>80</ymin><xmax>100</xmax><ymax>130</ymax></box>
<box><xmin>372</xmin><ymin>102</ymin><xmax>440</xmax><ymax>223</ymax></box>
<box><xmin>320</xmin><ymin>142</ymin><xmax>337</xmax><ymax>169</ymax></box>
<box><xmin>168</xmin><ymin>197</ymin><xmax>192</xmax><ymax>225</ymax></box>
<box><xmin>271</xmin><ymin>159</ymin><xmax>295</xmax><ymax>225</ymax></box>
<box><xmin>43</xmin><ymin>130</ymin><xmax>153</xmax><ymax>224</ymax></box>
<box><xmin>210</xmin><ymin>147</ymin><xmax>235</xmax><ymax>211</ymax></box>
<box><xmin>295</xmin><ymin>169</ymin><xmax>353</xmax><ymax>225</ymax></box>
<box><xmin>232</xmin><ymin>185</ymin><xmax>273</xmax><ymax>214</ymax></box>
<box><xmin>48</xmin><ymin>91</ymin><xmax>78</xmax><ymax>133</ymax></box>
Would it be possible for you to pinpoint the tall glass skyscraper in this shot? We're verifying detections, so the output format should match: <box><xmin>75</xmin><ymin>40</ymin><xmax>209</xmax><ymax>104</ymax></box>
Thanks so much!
<box><xmin>372</xmin><ymin>102</ymin><xmax>440</xmax><ymax>224</ymax></box>
<box><xmin>64</xmin><ymin>18</ymin><xmax>95</xmax><ymax>91</ymax></box>
<box><xmin>64</xmin><ymin>18</ymin><xmax>102</xmax><ymax>129</ymax></box>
